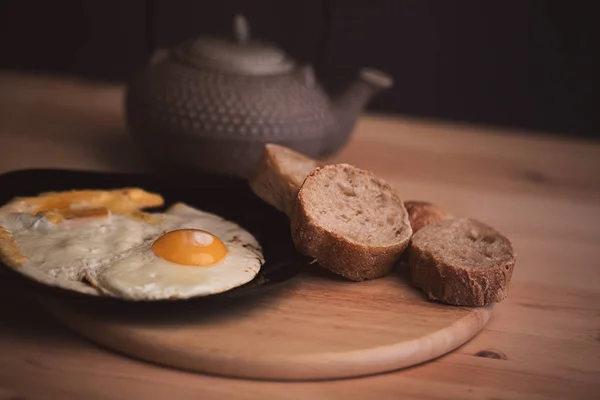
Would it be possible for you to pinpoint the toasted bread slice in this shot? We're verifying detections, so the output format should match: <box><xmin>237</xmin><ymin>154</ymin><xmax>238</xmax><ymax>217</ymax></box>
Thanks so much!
<box><xmin>291</xmin><ymin>164</ymin><xmax>413</xmax><ymax>281</ymax></box>
<box><xmin>404</xmin><ymin>200</ymin><xmax>447</xmax><ymax>232</ymax></box>
<box><xmin>249</xmin><ymin>144</ymin><xmax>322</xmax><ymax>218</ymax></box>
<box><xmin>408</xmin><ymin>217</ymin><xmax>516</xmax><ymax>306</ymax></box>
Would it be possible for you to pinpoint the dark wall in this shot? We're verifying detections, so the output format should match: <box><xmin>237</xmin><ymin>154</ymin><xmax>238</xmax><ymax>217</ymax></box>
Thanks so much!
<box><xmin>0</xmin><ymin>0</ymin><xmax>597</xmax><ymax>138</ymax></box>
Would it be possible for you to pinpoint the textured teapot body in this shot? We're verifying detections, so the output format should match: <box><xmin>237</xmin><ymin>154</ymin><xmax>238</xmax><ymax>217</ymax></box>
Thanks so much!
<box><xmin>126</xmin><ymin>59</ymin><xmax>335</xmax><ymax>178</ymax></box>
<box><xmin>125</xmin><ymin>15</ymin><xmax>392</xmax><ymax>178</ymax></box>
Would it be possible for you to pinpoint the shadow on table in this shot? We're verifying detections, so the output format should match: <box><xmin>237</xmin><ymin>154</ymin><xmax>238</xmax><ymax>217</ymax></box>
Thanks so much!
<box><xmin>0</xmin><ymin>270</ymin><xmax>79</xmax><ymax>346</ymax></box>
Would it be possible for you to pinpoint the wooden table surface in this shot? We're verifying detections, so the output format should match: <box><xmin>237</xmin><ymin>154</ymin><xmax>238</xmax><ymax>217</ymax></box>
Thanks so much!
<box><xmin>0</xmin><ymin>72</ymin><xmax>598</xmax><ymax>399</ymax></box>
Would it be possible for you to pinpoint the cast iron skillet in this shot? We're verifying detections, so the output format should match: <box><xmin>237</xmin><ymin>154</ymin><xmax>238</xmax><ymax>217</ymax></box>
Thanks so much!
<box><xmin>0</xmin><ymin>169</ymin><xmax>305</xmax><ymax>311</ymax></box>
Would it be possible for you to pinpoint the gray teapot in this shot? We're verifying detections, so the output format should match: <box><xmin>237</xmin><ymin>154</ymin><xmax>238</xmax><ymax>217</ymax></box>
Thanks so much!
<box><xmin>125</xmin><ymin>15</ymin><xmax>393</xmax><ymax>178</ymax></box>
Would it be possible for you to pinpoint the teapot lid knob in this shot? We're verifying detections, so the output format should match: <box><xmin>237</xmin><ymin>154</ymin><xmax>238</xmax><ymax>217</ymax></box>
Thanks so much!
<box><xmin>171</xmin><ymin>14</ymin><xmax>295</xmax><ymax>75</ymax></box>
<box><xmin>233</xmin><ymin>14</ymin><xmax>250</xmax><ymax>43</ymax></box>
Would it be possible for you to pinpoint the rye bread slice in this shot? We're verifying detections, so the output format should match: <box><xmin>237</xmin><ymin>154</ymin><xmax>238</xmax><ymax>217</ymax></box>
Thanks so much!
<box><xmin>291</xmin><ymin>164</ymin><xmax>413</xmax><ymax>281</ymax></box>
<box><xmin>409</xmin><ymin>217</ymin><xmax>516</xmax><ymax>306</ymax></box>
<box><xmin>249</xmin><ymin>144</ymin><xmax>322</xmax><ymax>218</ymax></box>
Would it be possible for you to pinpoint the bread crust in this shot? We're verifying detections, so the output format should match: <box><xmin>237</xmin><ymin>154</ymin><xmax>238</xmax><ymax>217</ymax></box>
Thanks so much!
<box><xmin>249</xmin><ymin>144</ymin><xmax>322</xmax><ymax>218</ymax></box>
<box><xmin>291</xmin><ymin>165</ymin><xmax>412</xmax><ymax>281</ymax></box>
<box><xmin>404</xmin><ymin>200</ymin><xmax>447</xmax><ymax>232</ymax></box>
<box><xmin>408</xmin><ymin>218</ymin><xmax>516</xmax><ymax>306</ymax></box>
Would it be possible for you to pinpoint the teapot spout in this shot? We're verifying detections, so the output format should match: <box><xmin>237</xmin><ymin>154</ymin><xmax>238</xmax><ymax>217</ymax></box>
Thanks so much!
<box><xmin>324</xmin><ymin>68</ymin><xmax>393</xmax><ymax>157</ymax></box>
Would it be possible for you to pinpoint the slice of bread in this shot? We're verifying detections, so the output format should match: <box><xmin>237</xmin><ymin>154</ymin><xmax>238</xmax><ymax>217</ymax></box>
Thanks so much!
<box><xmin>249</xmin><ymin>144</ymin><xmax>322</xmax><ymax>218</ymax></box>
<box><xmin>409</xmin><ymin>217</ymin><xmax>516</xmax><ymax>306</ymax></box>
<box><xmin>404</xmin><ymin>200</ymin><xmax>447</xmax><ymax>232</ymax></box>
<box><xmin>291</xmin><ymin>164</ymin><xmax>413</xmax><ymax>281</ymax></box>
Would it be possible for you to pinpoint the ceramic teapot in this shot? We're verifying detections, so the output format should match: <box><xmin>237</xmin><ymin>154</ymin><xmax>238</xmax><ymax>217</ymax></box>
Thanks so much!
<box><xmin>125</xmin><ymin>15</ymin><xmax>393</xmax><ymax>178</ymax></box>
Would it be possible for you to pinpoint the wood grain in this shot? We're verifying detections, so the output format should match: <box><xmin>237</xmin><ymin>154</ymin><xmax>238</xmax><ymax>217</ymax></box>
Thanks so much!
<box><xmin>39</xmin><ymin>270</ymin><xmax>492</xmax><ymax>381</ymax></box>
<box><xmin>0</xmin><ymin>72</ymin><xmax>599</xmax><ymax>398</ymax></box>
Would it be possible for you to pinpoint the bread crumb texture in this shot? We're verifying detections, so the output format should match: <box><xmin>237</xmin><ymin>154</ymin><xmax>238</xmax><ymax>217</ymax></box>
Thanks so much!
<box><xmin>409</xmin><ymin>217</ymin><xmax>516</xmax><ymax>306</ymax></box>
<box><xmin>292</xmin><ymin>164</ymin><xmax>412</xmax><ymax>281</ymax></box>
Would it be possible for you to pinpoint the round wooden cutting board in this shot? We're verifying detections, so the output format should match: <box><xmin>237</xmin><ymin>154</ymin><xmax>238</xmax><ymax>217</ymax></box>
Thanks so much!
<box><xmin>39</xmin><ymin>266</ymin><xmax>493</xmax><ymax>381</ymax></box>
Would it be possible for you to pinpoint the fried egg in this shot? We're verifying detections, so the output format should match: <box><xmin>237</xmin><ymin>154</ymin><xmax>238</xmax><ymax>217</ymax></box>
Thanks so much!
<box><xmin>91</xmin><ymin>203</ymin><xmax>264</xmax><ymax>300</ymax></box>
<box><xmin>0</xmin><ymin>191</ymin><xmax>264</xmax><ymax>300</ymax></box>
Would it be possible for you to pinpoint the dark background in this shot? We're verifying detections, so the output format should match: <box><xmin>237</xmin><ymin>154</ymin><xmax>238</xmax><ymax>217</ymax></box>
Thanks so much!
<box><xmin>0</xmin><ymin>0</ymin><xmax>598</xmax><ymax>138</ymax></box>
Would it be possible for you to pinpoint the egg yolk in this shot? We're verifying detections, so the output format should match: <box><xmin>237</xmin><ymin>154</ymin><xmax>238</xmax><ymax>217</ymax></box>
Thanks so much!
<box><xmin>151</xmin><ymin>229</ymin><xmax>228</xmax><ymax>266</ymax></box>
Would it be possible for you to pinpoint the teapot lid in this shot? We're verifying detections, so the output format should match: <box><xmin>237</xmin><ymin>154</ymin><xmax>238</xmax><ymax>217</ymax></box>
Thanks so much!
<box><xmin>172</xmin><ymin>15</ymin><xmax>295</xmax><ymax>75</ymax></box>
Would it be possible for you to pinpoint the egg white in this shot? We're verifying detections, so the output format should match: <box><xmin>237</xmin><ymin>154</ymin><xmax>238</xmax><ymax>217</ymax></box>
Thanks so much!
<box><xmin>0</xmin><ymin>211</ymin><xmax>173</xmax><ymax>293</ymax></box>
